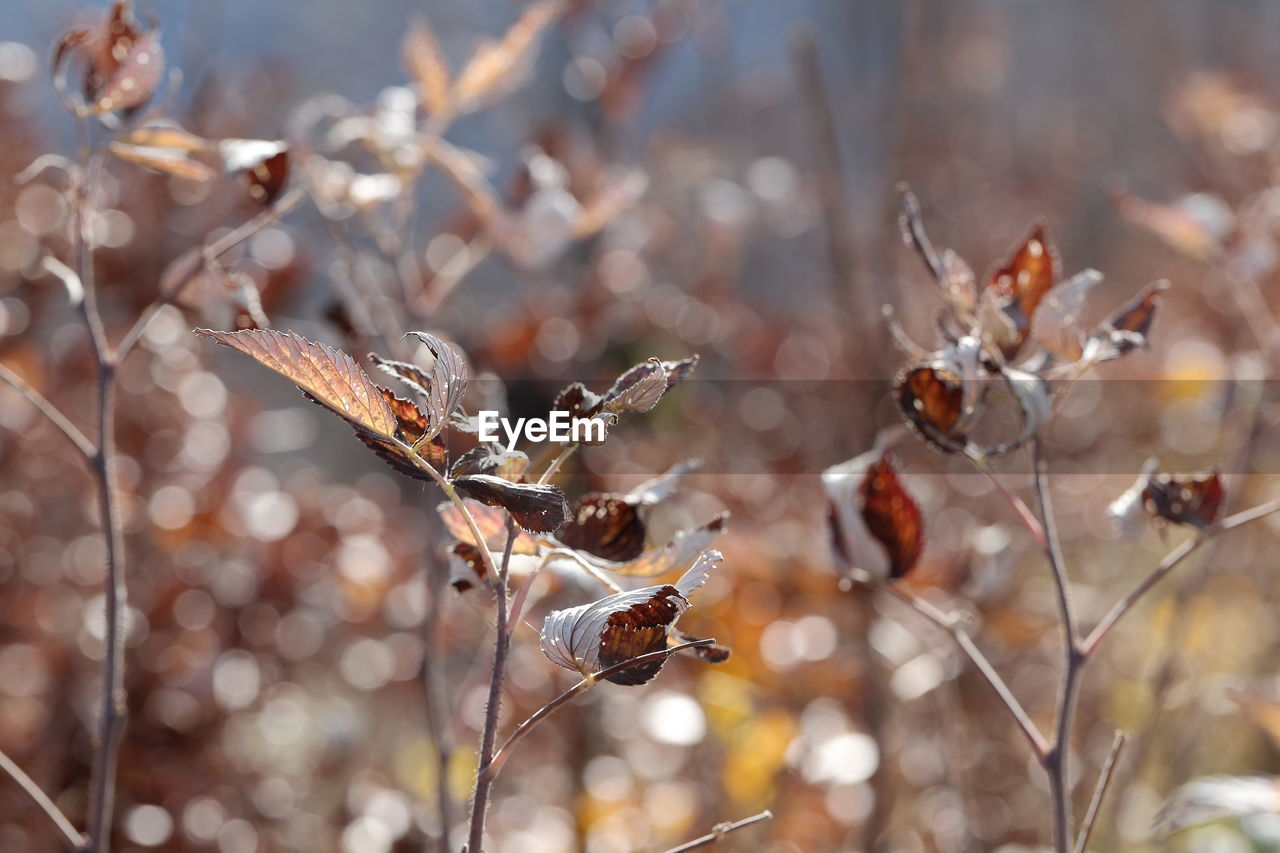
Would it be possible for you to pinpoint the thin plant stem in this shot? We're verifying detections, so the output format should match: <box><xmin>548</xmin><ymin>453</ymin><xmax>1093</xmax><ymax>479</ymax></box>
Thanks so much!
<box><xmin>481</xmin><ymin>638</ymin><xmax>716</xmax><ymax>783</ymax></box>
<box><xmin>1082</xmin><ymin>496</ymin><xmax>1280</xmax><ymax>655</ymax></box>
<box><xmin>69</xmin><ymin>140</ymin><xmax>128</xmax><ymax>853</ymax></box>
<box><xmin>537</xmin><ymin>444</ymin><xmax>578</xmax><ymax>485</ymax></box>
<box><xmin>972</xmin><ymin>456</ymin><xmax>1047</xmax><ymax>549</ymax></box>
<box><xmin>1072</xmin><ymin>732</ymin><xmax>1126</xmax><ymax>853</ymax></box>
<box><xmin>0</xmin><ymin>362</ymin><xmax>95</xmax><ymax>458</ymax></box>
<box><xmin>884</xmin><ymin>586</ymin><xmax>1049</xmax><ymax>758</ymax></box>
<box><xmin>0</xmin><ymin>749</ymin><xmax>85</xmax><ymax>850</ymax></box>
<box><xmin>1032</xmin><ymin>438</ymin><xmax>1083</xmax><ymax>853</ymax></box>
<box><xmin>658</xmin><ymin>810</ymin><xmax>774</xmax><ymax>853</ymax></box>
<box><xmin>115</xmin><ymin>185</ymin><xmax>306</xmax><ymax>361</ymax></box>
<box><xmin>465</xmin><ymin>517</ymin><xmax>518</xmax><ymax>853</ymax></box>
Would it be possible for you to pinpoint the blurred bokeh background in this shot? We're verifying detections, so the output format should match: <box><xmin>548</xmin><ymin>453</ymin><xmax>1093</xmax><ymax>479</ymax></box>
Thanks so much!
<box><xmin>4</xmin><ymin>1</ymin><xmax>1280</xmax><ymax>851</ymax></box>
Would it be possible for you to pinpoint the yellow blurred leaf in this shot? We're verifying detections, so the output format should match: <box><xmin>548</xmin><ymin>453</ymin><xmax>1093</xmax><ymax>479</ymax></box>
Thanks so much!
<box><xmin>403</xmin><ymin>14</ymin><xmax>453</xmax><ymax>118</ymax></box>
<box><xmin>109</xmin><ymin>141</ymin><xmax>217</xmax><ymax>182</ymax></box>
<box><xmin>452</xmin><ymin>0</ymin><xmax>563</xmax><ymax>114</ymax></box>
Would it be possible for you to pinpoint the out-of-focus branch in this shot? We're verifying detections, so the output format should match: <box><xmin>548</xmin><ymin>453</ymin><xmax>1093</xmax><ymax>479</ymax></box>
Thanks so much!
<box><xmin>481</xmin><ymin>638</ymin><xmax>716</xmax><ymax>784</ymax></box>
<box><xmin>0</xmin><ymin>362</ymin><xmax>95</xmax><ymax>458</ymax></box>
<box><xmin>790</xmin><ymin>26</ymin><xmax>859</xmax><ymax>317</ymax></box>
<box><xmin>0</xmin><ymin>749</ymin><xmax>85</xmax><ymax>850</ymax></box>
<box><xmin>1083</xmin><ymin>496</ymin><xmax>1280</xmax><ymax>654</ymax></box>
<box><xmin>1073</xmin><ymin>732</ymin><xmax>1126</xmax><ymax>853</ymax></box>
<box><xmin>115</xmin><ymin>184</ymin><xmax>307</xmax><ymax>361</ymax></box>
<box><xmin>658</xmin><ymin>810</ymin><xmax>774</xmax><ymax>853</ymax></box>
<box><xmin>884</xmin><ymin>586</ymin><xmax>1050</xmax><ymax>759</ymax></box>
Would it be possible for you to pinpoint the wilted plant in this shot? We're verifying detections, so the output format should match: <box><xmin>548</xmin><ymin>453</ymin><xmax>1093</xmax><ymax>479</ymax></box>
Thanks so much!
<box><xmin>193</xmin><ymin>327</ymin><xmax>750</xmax><ymax>851</ymax></box>
<box><xmin>823</xmin><ymin>187</ymin><xmax>1280</xmax><ymax>853</ymax></box>
<box><xmin>0</xmin><ymin>1</ymin><xmax>739</xmax><ymax>851</ymax></box>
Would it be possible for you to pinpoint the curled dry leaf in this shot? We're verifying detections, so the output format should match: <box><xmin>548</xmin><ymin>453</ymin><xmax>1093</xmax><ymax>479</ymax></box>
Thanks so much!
<box><xmin>358</xmin><ymin>388</ymin><xmax>448</xmax><ymax>481</ymax></box>
<box><xmin>556</xmin><ymin>459</ymin><xmax>704</xmax><ymax>562</ymax></box>
<box><xmin>1143</xmin><ymin>468</ymin><xmax>1225</xmax><ymax>529</ymax></box>
<box><xmin>540</xmin><ymin>550</ymin><xmax>720</xmax><ymax>685</ymax></box>
<box><xmin>54</xmin><ymin>0</ymin><xmax>165</xmax><ymax>116</ymax></box>
<box><xmin>1154</xmin><ymin>776</ymin><xmax>1280</xmax><ymax>837</ymax></box>
<box><xmin>823</xmin><ymin>448</ymin><xmax>924</xmax><ymax>581</ymax></box>
<box><xmin>1031</xmin><ymin>269</ymin><xmax>1103</xmax><ymax>363</ymax></box>
<box><xmin>1108</xmin><ymin>461</ymin><xmax>1224</xmax><ymax>533</ymax></box>
<box><xmin>674</xmin><ymin>632</ymin><xmax>732</xmax><ymax>664</ymax></box>
<box><xmin>448</xmin><ymin>444</ymin><xmax>530</xmax><ymax>481</ymax></box>
<box><xmin>220</xmin><ymin>140</ymin><xmax>290</xmax><ymax>206</ymax></box>
<box><xmin>452</xmin><ymin>474</ymin><xmax>569</xmax><ymax>533</ymax></box>
<box><xmin>568</xmin><ymin>512</ymin><xmax>728</xmax><ymax>579</ymax></box>
<box><xmin>985</xmin><ymin>223</ymin><xmax>1059</xmax><ymax>357</ymax></box>
<box><xmin>404</xmin><ymin>331</ymin><xmax>470</xmax><ymax>439</ymax></box>
<box><xmin>558</xmin><ymin>495</ymin><xmax>649</xmax><ymax>562</ymax></box>
<box><xmin>895</xmin><ymin>363</ymin><xmax>966</xmax><ymax>452</ymax></box>
<box><xmin>1084</xmin><ymin>281</ymin><xmax>1168</xmax><ymax>363</ymax></box>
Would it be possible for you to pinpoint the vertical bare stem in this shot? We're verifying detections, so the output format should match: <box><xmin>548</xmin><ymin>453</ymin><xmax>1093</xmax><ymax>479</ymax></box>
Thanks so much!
<box><xmin>465</xmin><ymin>517</ymin><xmax>517</xmax><ymax>852</ymax></box>
<box><xmin>1032</xmin><ymin>439</ymin><xmax>1084</xmax><ymax>853</ymax></box>
<box><xmin>71</xmin><ymin>143</ymin><xmax>128</xmax><ymax>853</ymax></box>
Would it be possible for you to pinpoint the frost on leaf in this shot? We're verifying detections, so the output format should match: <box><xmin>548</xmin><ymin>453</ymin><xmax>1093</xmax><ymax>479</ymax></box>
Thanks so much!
<box><xmin>540</xmin><ymin>551</ymin><xmax>720</xmax><ymax>685</ymax></box>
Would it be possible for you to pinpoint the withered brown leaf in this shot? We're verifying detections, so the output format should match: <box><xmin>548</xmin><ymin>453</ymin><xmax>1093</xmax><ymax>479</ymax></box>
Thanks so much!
<box><xmin>558</xmin><ymin>494</ymin><xmax>649</xmax><ymax>562</ymax></box>
<box><xmin>540</xmin><ymin>551</ymin><xmax>719</xmax><ymax>685</ymax></box>
<box><xmin>54</xmin><ymin>1</ymin><xmax>166</xmax><ymax>116</ymax></box>
<box><xmin>986</xmin><ymin>223</ymin><xmax>1058</xmax><ymax>355</ymax></box>
<box><xmin>195</xmin><ymin>328</ymin><xmax>398</xmax><ymax>438</ymax></box>
<box><xmin>1143</xmin><ymin>469</ymin><xmax>1224</xmax><ymax>529</ymax></box>
<box><xmin>895</xmin><ymin>364</ymin><xmax>965</xmax><ymax>448</ymax></box>
<box><xmin>858</xmin><ymin>454</ymin><xmax>925</xmax><ymax>579</ymax></box>
<box><xmin>452</xmin><ymin>474</ymin><xmax>569</xmax><ymax>533</ymax></box>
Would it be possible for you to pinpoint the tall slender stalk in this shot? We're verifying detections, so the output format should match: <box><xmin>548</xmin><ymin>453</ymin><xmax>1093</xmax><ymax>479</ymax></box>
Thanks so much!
<box><xmin>465</xmin><ymin>517</ymin><xmax>518</xmax><ymax>853</ymax></box>
<box><xmin>67</xmin><ymin>140</ymin><xmax>129</xmax><ymax>853</ymax></box>
<box><xmin>1032</xmin><ymin>439</ymin><xmax>1085</xmax><ymax>853</ymax></box>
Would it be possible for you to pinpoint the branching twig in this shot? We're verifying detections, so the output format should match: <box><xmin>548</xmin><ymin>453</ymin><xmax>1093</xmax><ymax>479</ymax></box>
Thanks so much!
<box><xmin>1032</xmin><ymin>438</ymin><xmax>1084</xmax><ymax>853</ymax></box>
<box><xmin>1082</xmin><ymin>496</ymin><xmax>1280</xmax><ymax>655</ymax></box>
<box><xmin>1072</xmin><ymin>732</ymin><xmax>1126</xmax><ymax>853</ymax></box>
<box><xmin>884</xmin><ymin>586</ymin><xmax>1049</xmax><ymax>758</ymax></box>
<box><xmin>0</xmin><ymin>362</ymin><xmax>95</xmax><ymax>458</ymax></box>
<box><xmin>115</xmin><ymin>185</ymin><xmax>307</xmax><ymax>361</ymax></box>
<box><xmin>0</xmin><ymin>749</ymin><xmax>85</xmax><ymax>850</ymax></box>
<box><xmin>481</xmin><ymin>638</ymin><xmax>716</xmax><ymax>784</ymax></box>
<box><xmin>658</xmin><ymin>810</ymin><xmax>774</xmax><ymax>853</ymax></box>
